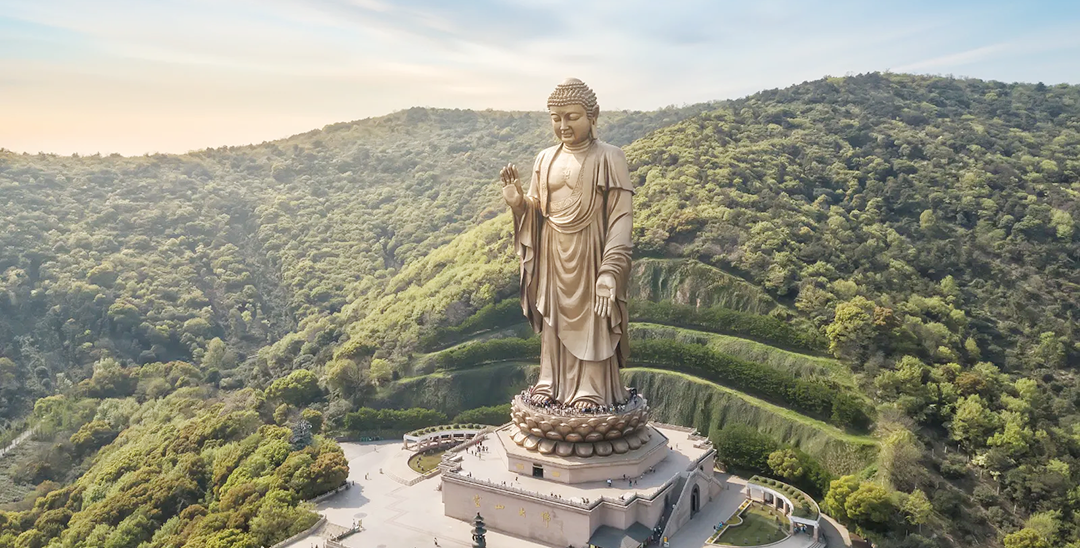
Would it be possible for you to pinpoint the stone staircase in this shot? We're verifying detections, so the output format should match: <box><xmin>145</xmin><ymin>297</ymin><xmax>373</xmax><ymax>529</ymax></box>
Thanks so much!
<box><xmin>315</xmin><ymin>521</ymin><xmax>351</xmax><ymax>540</ymax></box>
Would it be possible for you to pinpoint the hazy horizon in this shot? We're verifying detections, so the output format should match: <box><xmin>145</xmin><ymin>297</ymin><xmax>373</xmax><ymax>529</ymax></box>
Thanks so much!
<box><xmin>3</xmin><ymin>0</ymin><xmax>1079</xmax><ymax>156</ymax></box>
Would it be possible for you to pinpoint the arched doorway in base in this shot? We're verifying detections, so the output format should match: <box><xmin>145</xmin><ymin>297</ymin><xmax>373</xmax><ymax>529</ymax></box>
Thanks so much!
<box><xmin>691</xmin><ymin>485</ymin><xmax>700</xmax><ymax>517</ymax></box>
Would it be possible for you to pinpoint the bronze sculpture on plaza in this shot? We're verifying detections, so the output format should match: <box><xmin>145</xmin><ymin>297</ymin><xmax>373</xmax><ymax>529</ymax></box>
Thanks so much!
<box><xmin>500</xmin><ymin>78</ymin><xmax>649</xmax><ymax>457</ymax></box>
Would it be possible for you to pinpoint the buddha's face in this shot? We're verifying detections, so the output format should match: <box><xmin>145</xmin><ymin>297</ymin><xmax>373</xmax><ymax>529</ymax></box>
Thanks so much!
<box><xmin>549</xmin><ymin>104</ymin><xmax>592</xmax><ymax>146</ymax></box>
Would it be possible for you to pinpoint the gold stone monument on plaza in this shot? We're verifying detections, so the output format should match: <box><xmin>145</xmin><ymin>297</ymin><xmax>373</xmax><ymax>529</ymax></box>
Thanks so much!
<box><xmin>440</xmin><ymin>79</ymin><xmax>722</xmax><ymax>548</ymax></box>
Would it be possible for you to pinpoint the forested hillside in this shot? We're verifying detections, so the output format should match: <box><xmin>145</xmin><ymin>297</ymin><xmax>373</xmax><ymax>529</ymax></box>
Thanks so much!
<box><xmin>0</xmin><ymin>103</ymin><xmax>718</xmax><ymax>424</ymax></box>
<box><xmin>2</xmin><ymin>73</ymin><xmax>1079</xmax><ymax>548</ymax></box>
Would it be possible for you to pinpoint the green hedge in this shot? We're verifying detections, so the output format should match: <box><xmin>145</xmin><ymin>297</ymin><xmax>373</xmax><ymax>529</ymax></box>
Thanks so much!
<box><xmin>629</xmin><ymin>300</ymin><xmax>824</xmax><ymax>352</ymax></box>
<box><xmin>632</xmin><ymin>339</ymin><xmax>870</xmax><ymax>430</ymax></box>
<box><xmin>427</xmin><ymin>337</ymin><xmax>540</xmax><ymax>370</ymax></box>
<box><xmin>344</xmin><ymin>407</ymin><xmax>447</xmax><ymax>433</ymax></box>
<box><xmin>452</xmin><ymin>404</ymin><xmax>513</xmax><ymax>426</ymax></box>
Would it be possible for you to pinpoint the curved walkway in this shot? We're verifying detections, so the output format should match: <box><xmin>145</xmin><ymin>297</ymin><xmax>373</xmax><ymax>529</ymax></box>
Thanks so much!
<box><xmin>0</xmin><ymin>428</ymin><xmax>34</xmax><ymax>460</ymax></box>
<box><xmin>665</xmin><ymin>474</ymin><xmax>824</xmax><ymax>548</ymax></box>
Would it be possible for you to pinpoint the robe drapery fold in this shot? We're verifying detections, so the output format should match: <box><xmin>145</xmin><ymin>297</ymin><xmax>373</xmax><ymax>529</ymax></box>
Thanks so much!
<box><xmin>512</xmin><ymin>140</ymin><xmax>633</xmax><ymax>407</ymax></box>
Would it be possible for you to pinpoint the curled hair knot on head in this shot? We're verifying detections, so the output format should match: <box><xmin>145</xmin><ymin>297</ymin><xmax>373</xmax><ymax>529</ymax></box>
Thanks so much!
<box><xmin>547</xmin><ymin>77</ymin><xmax>599</xmax><ymax>121</ymax></box>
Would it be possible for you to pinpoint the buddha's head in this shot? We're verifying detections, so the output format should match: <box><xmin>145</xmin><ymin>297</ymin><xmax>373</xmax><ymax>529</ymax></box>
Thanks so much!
<box><xmin>547</xmin><ymin>78</ymin><xmax>599</xmax><ymax>146</ymax></box>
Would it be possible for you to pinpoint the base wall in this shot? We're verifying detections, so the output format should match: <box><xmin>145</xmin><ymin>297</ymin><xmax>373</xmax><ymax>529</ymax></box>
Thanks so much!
<box><xmin>442</xmin><ymin>475</ymin><xmax>677</xmax><ymax>547</ymax></box>
<box><xmin>442</xmin><ymin>476</ymin><xmax>592</xmax><ymax>547</ymax></box>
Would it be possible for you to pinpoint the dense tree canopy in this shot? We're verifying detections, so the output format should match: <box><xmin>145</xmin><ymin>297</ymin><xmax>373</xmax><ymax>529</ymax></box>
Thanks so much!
<box><xmin>1</xmin><ymin>73</ymin><xmax>1079</xmax><ymax>547</ymax></box>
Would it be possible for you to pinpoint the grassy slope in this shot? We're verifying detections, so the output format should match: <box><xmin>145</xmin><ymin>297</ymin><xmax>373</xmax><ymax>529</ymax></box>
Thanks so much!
<box><xmin>625</xmin><ymin>368</ymin><xmax>877</xmax><ymax>475</ymax></box>
<box><xmin>371</xmin><ymin>362</ymin><xmax>538</xmax><ymax>417</ymax></box>
<box><xmin>629</xmin><ymin>323</ymin><xmax>855</xmax><ymax>387</ymax></box>
<box><xmin>629</xmin><ymin>257</ymin><xmax>779</xmax><ymax>314</ymax></box>
<box><xmin>370</xmin><ymin>361</ymin><xmax>876</xmax><ymax>476</ymax></box>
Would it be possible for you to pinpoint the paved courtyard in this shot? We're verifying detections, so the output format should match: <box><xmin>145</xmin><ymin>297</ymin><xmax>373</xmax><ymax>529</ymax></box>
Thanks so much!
<box><xmin>281</xmin><ymin>439</ymin><xmax>549</xmax><ymax>548</ymax></box>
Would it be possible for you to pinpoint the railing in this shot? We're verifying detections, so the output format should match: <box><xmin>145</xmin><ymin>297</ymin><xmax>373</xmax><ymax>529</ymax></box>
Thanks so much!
<box><xmin>513</xmin><ymin>392</ymin><xmax>648</xmax><ymax>417</ymax></box>
<box><xmin>447</xmin><ymin>427</ymin><xmax>495</xmax><ymax>453</ymax></box>
<box><xmin>307</xmin><ymin>482</ymin><xmax>350</xmax><ymax>504</ymax></box>
<box><xmin>267</xmin><ymin>516</ymin><xmax>325</xmax><ymax>548</ymax></box>
<box><xmin>649</xmin><ymin>421</ymin><xmax>697</xmax><ymax>433</ymax></box>
<box><xmin>442</xmin><ymin>467</ymin><xmax>681</xmax><ymax>512</ymax></box>
<box><xmin>660</xmin><ymin>470</ymin><xmax>697</xmax><ymax>542</ymax></box>
<box><xmin>403</xmin><ymin>428</ymin><xmax>484</xmax><ymax>449</ymax></box>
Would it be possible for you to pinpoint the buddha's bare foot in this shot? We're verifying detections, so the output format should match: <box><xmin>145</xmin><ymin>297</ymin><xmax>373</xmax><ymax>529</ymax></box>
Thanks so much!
<box><xmin>529</xmin><ymin>393</ymin><xmax>552</xmax><ymax>406</ymax></box>
<box><xmin>572</xmin><ymin>401</ymin><xmax>596</xmax><ymax>412</ymax></box>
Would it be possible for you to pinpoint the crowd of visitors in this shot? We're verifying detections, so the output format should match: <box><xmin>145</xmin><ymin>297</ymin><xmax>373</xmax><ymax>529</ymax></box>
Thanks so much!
<box><xmin>519</xmin><ymin>387</ymin><xmax>643</xmax><ymax>416</ymax></box>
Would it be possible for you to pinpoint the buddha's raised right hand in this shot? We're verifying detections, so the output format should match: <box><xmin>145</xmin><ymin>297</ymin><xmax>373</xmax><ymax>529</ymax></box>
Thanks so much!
<box><xmin>500</xmin><ymin>163</ymin><xmax>524</xmax><ymax>211</ymax></box>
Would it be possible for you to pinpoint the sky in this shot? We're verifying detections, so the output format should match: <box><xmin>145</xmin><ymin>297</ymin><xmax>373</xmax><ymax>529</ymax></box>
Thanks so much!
<box><xmin>1</xmin><ymin>0</ymin><xmax>1079</xmax><ymax>156</ymax></box>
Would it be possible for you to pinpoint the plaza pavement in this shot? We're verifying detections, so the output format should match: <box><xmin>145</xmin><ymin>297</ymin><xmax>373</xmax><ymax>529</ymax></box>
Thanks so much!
<box><xmin>281</xmin><ymin>439</ymin><xmax>550</xmax><ymax>548</ymax></box>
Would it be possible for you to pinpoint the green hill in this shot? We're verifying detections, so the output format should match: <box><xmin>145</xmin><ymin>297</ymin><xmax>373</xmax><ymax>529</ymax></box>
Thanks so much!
<box><xmin>2</xmin><ymin>73</ymin><xmax>1080</xmax><ymax>548</ymax></box>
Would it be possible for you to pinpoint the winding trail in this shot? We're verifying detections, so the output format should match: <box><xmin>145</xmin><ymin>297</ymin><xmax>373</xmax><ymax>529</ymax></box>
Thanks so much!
<box><xmin>0</xmin><ymin>427</ymin><xmax>35</xmax><ymax>460</ymax></box>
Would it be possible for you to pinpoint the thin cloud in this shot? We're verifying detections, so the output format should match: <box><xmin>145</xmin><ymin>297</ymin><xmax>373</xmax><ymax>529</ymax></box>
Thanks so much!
<box><xmin>894</xmin><ymin>43</ymin><xmax>1013</xmax><ymax>72</ymax></box>
<box><xmin>1</xmin><ymin>0</ymin><xmax>1078</xmax><ymax>155</ymax></box>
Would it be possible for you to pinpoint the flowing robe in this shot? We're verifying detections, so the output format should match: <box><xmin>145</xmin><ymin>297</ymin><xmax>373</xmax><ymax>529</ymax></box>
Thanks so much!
<box><xmin>513</xmin><ymin>140</ymin><xmax>633</xmax><ymax>407</ymax></box>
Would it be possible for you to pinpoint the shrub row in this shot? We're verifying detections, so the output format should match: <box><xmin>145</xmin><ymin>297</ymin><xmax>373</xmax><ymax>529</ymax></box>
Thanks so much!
<box><xmin>629</xmin><ymin>300</ymin><xmax>824</xmax><ymax>352</ymax></box>
<box><xmin>426</xmin><ymin>336</ymin><xmax>540</xmax><ymax>370</ymax></box>
<box><xmin>408</xmin><ymin>423</ymin><xmax>486</xmax><ymax>436</ymax></box>
<box><xmin>344</xmin><ymin>407</ymin><xmax>447</xmax><ymax>433</ymax></box>
<box><xmin>632</xmin><ymin>339</ymin><xmax>870</xmax><ymax>430</ymax></box>
<box><xmin>452</xmin><ymin>404</ymin><xmax>513</xmax><ymax>426</ymax></box>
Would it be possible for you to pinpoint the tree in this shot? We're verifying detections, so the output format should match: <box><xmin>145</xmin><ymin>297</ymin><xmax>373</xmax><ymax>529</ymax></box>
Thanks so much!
<box><xmin>879</xmin><ymin>429</ymin><xmax>923</xmax><ymax>491</ymax></box>
<box><xmin>324</xmin><ymin>359</ymin><xmax>362</xmax><ymax>398</ymax></box>
<box><xmin>712</xmin><ymin>425</ymin><xmax>780</xmax><ymax>474</ymax></box>
<box><xmin>290</xmin><ymin>419</ymin><xmax>313</xmax><ymax>450</ymax></box>
<box><xmin>248</xmin><ymin>490</ymin><xmax>317</xmax><ymax>547</ymax></box>
<box><xmin>274</xmin><ymin>403</ymin><xmax>293</xmax><ymax>426</ymax></box>
<box><xmin>949</xmin><ymin>394</ymin><xmax>997</xmax><ymax>450</ymax></box>
<box><xmin>844</xmin><ymin>482</ymin><xmax>894</xmax><ymax>529</ymax></box>
<box><xmin>826</xmin><ymin>296</ymin><xmax>876</xmax><ymax>361</ymax></box>
<box><xmin>1030</xmin><ymin>332</ymin><xmax>1066</xmax><ymax>370</ymax></box>
<box><xmin>267</xmin><ymin>369</ymin><xmax>322</xmax><ymax>407</ymax></box>
<box><xmin>300</xmin><ymin>409</ymin><xmax>324</xmax><ymax>433</ymax></box>
<box><xmin>902</xmin><ymin>489</ymin><xmax>932</xmax><ymax>533</ymax></box>
<box><xmin>768</xmin><ymin>449</ymin><xmax>804</xmax><ymax>480</ymax></box>
<box><xmin>368</xmin><ymin>358</ymin><xmax>393</xmax><ymax>386</ymax></box>
<box><xmin>823</xmin><ymin>475</ymin><xmax>860</xmax><ymax>521</ymax></box>
<box><xmin>1025</xmin><ymin>510</ymin><xmax>1062</xmax><ymax>545</ymax></box>
<box><xmin>202</xmin><ymin>338</ymin><xmax>238</xmax><ymax>370</ymax></box>
<box><xmin>1004</xmin><ymin>528</ymin><xmax>1050</xmax><ymax>548</ymax></box>
<box><xmin>307</xmin><ymin>451</ymin><xmax>349</xmax><ymax>498</ymax></box>
<box><xmin>69</xmin><ymin>420</ymin><xmax>118</xmax><ymax>457</ymax></box>
<box><xmin>104</xmin><ymin>511</ymin><xmax>153</xmax><ymax>548</ymax></box>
